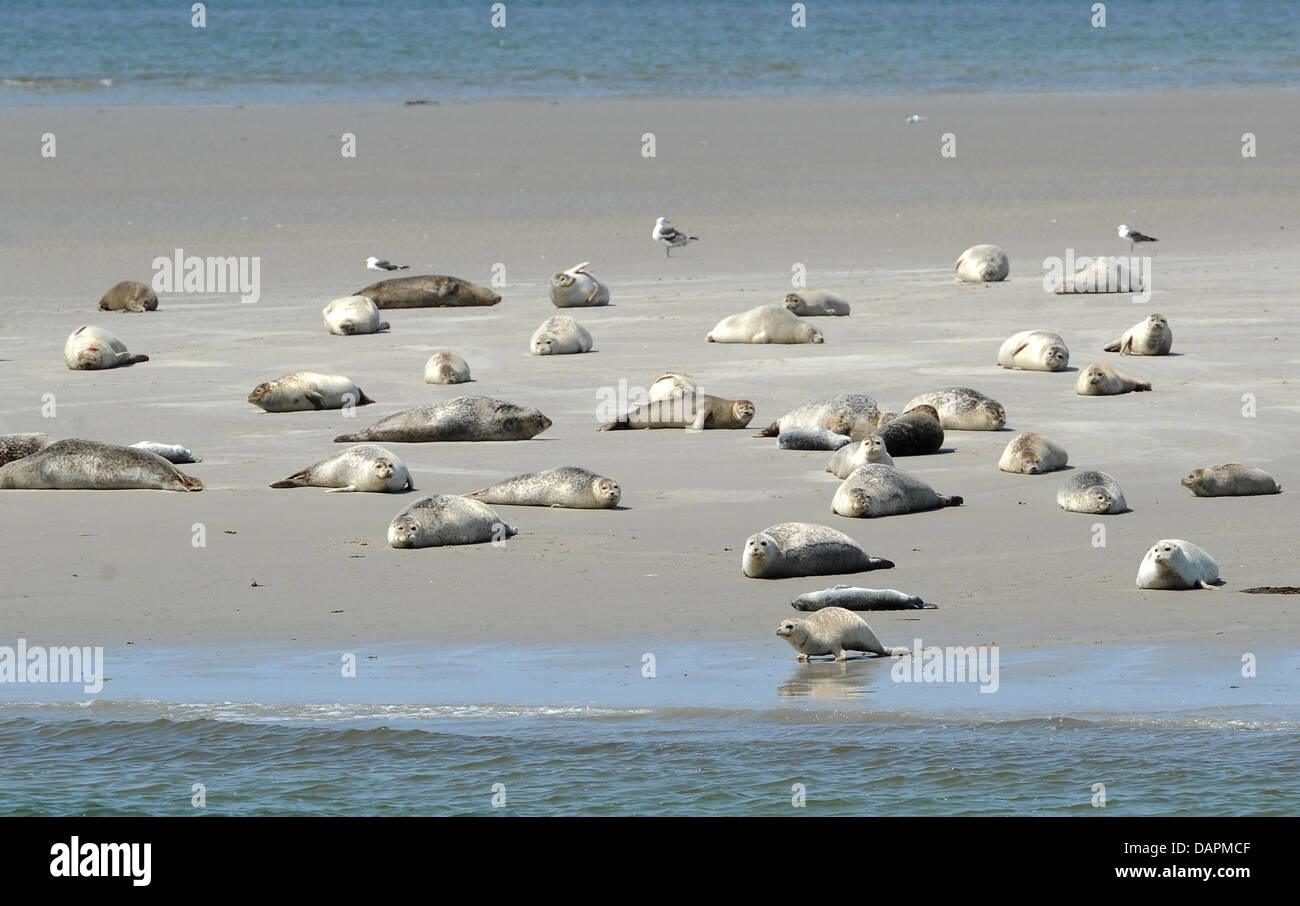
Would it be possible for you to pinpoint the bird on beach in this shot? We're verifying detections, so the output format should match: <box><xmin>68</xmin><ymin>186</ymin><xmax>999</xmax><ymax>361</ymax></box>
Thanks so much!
<box><xmin>653</xmin><ymin>217</ymin><xmax>698</xmax><ymax>257</ymax></box>
<box><xmin>364</xmin><ymin>256</ymin><xmax>410</xmax><ymax>271</ymax></box>
<box><xmin>1116</xmin><ymin>225</ymin><xmax>1158</xmax><ymax>254</ymax></box>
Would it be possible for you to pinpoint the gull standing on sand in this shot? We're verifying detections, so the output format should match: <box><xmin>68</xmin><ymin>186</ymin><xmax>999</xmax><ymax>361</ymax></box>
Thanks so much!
<box><xmin>364</xmin><ymin>256</ymin><xmax>410</xmax><ymax>271</ymax></box>
<box><xmin>653</xmin><ymin>217</ymin><xmax>698</xmax><ymax>257</ymax></box>
<box><xmin>1116</xmin><ymin>225</ymin><xmax>1158</xmax><ymax>254</ymax></box>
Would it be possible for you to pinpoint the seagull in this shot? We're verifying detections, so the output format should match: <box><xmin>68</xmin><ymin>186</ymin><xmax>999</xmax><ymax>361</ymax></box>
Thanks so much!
<box><xmin>653</xmin><ymin>217</ymin><xmax>698</xmax><ymax>257</ymax></box>
<box><xmin>1116</xmin><ymin>225</ymin><xmax>1158</xmax><ymax>254</ymax></box>
<box><xmin>364</xmin><ymin>256</ymin><xmax>409</xmax><ymax>271</ymax></box>
<box><xmin>904</xmin><ymin>114</ymin><xmax>927</xmax><ymax>123</ymax></box>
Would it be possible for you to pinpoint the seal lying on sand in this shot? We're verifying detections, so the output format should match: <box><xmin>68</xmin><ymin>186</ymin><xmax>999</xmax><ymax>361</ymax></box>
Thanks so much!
<box><xmin>998</xmin><ymin>330</ymin><xmax>1070</xmax><ymax>371</ymax></box>
<box><xmin>871</xmin><ymin>405</ymin><xmax>944</xmax><ymax>455</ymax></box>
<box><xmin>424</xmin><ymin>352</ymin><xmax>471</xmax><ymax>384</ymax></box>
<box><xmin>1181</xmin><ymin>463</ymin><xmax>1281</xmax><ymax>497</ymax></box>
<box><xmin>465</xmin><ymin>466</ymin><xmax>620</xmax><ymax>508</ymax></box>
<box><xmin>248</xmin><ymin>372</ymin><xmax>375</xmax><ymax>412</ymax></box>
<box><xmin>130</xmin><ymin>442</ymin><xmax>201</xmax><ymax>464</ymax></box>
<box><xmin>530</xmin><ymin>315</ymin><xmax>593</xmax><ymax>355</ymax></box>
<box><xmin>0</xmin><ymin>439</ymin><xmax>203</xmax><ymax>491</ymax></box>
<box><xmin>831</xmin><ymin>464</ymin><xmax>964</xmax><ymax>518</ymax></box>
<box><xmin>776</xmin><ymin>608</ymin><xmax>908</xmax><ymax>661</ymax></box>
<box><xmin>98</xmin><ymin>280</ymin><xmax>158</xmax><ymax>312</ymax></box>
<box><xmin>323</xmin><ymin>296</ymin><xmax>389</xmax><ymax>335</ymax></box>
<box><xmin>826</xmin><ymin>435</ymin><xmax>894</xmax><ymax>479</ymax></box>
<box><xmin>64</xmin><ymin>326</ymin><xmax>149</xmax><ymax>370</ymax></box>
<box><xmin>1136</xmin><ymin>539</ymin><xmax>1221</xmax><ymax>590</ymax></box>
<box><xmin>755</xmin><ymin>394</ymin><xmax>886</xmax><ymax>441</ymax></box>
<box><xmin>0</xmin><ymin>433</ymin><xmax>53</xmax><ymax>466</ymax></box>
<box><xmin>998</xmin><ymin>433</ymin><xmax>1068</xmax><ymax>475</ymax></box>
<box><xmin>791</xmin><ymin>585</ymin><xmax>935</xmax><ymax>611</ymax></box>
<box><xmin>354</xmin><ymin>274</ymin><xmax>501</xmax><ymax>309</ymax></box>
<box><xmin>1075</xmin><ymin>364</ymin><xmax>1151</xmax><ymax>395</ymax></box>
<box><xmin>904</xmin><ymin>388</ymin><xmax>1005</xmax><ymax>431</ymax></box>
<box><xmin>647</xmin><ymin>372</ymin><xmax>696</xmax><ymax>401</ymax></box>
<box><xmin>743</xmin><ymin>522</ymin><xmax>893</xmax><ymax>579</ymax></box>
<box><xmin>598</xmin><ymin>394</ymin><xmax>754</xmax><ymax>431</ymax></box>
<box><xmin>784</xmin><ymin>289</ymin><xmax>850</xmax><ymax>316</ymax></box>
<box><xmin>1057</xmin><ymin>470</ymin><xmax>1128</xmax><ymax>514</ymax></box>
<box><xmin>388</xmin><ymin>495</ymin><xmax>516</xmax><ymax>548</ymax></box>
<box><xmin>272</xmin><ymin>444</ymin><xmax>412</xmax><ymax>492</ymax></box>
<box><xmin>778</xmin><ymin>427</ymin><xmax>852</xmax><ymax>450</ymax></box>
<box><xmin>955</xmin><ymin>244</ymin><xmax>1009</xmax><ymax>282</ymax></box>
<box><xmin>707</xmin><ymin>304</ymin><xmax>823</xmax><ymax>344</ymax></box>
<box><xmin>549</xmin><ymin>262</ymin><xmax>610</xmax><ymax>308</ymax></box>
<box><xmin>1104</xmin><ymin>314</ymin><xmax>1172</xmax><ymax>356</ymax></box>
<box><xmin>335</xmin><ymin>397</ymin><xmax>551</xmax><ymax>443</ymax></box>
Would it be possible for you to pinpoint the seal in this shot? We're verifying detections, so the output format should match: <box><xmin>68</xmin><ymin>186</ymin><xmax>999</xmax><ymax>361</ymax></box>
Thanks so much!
<box><xmin>387</xmin><ymin>495</ymin><xmax>516</xmax><ymax>548</ymax></box>
<box><xmin>707</xmin><ymin>304</ymin><xmax>824</xmax><ymax>344</ymax></box>
<box><xmin>323</xmin><ymin>296</ymin><xmax>390</xmax><ymax>335</ymax></box>
<box><xmin>464</xmin><ymin>466</ymin><xmax>620</xmax><ymax>509</ymax></box>
<box><xmin>955</xmin><ymin>244</ymin><xmax>1009</xmax><ymax>282</ymax></box>
<box><xmin>647</xmin><ymin>372</ymin><xmax>697</xmax><ymax>402</ymax></box>
<box><xmin>129</xmin><ymin>442</ymin><xmax>201</xmax><ymax>464</ymax></box>
<box><xmin>271</xmin><ymin>444</ymin><xmax>412</xmax><ymax>493</ymax></box>
<box><xmin>784</xmin><ymin>289</ymin><xmax>850</xmax><ymax>317</ymax></box>
<box><xmin>354</xmin><ymin>274</ymin><xmax>501</xmax><ymax>309</ymax></box>
<box><xmin>1136</xmin><ymin>539</ymin><xmax>1221</xmax><ymax>590</ymax></box>
<box><xmin>1052</xmin><ymin>256</ymin><xmax>1142</xmax><ymax>294</ymax></box>
<box><xmin>424</xmin><ymin>352</ymin><xmax>471</xmax><ymax>384</ymax></box>
<box><xmin>1075</xmin><ymin>364</ymin><xmax>1151</xmax><ymax>395</ymax></box>
<box><xmin>742</xmin><ymin>522</ymin><xmax>894</xmax><ymax>579</ymax></box>
<box><xmin>549</xmin><ymin>262</ymin><xmax>610</xmax><ymax>308</ymax></box>
<box><xmin>599</xmin><ymin>394</ymin><xmax>754</xmax><ymax>430</ymax></box>
<box><xmin>1182</xmin><ymin>463</ymin><xmax>1282</xmax><ymax>497</ymax></box>
<box><xmin>778</xmin><ymin>427</ymin><xmax>852</xmax><ymax>451</ymax></box>
<box><xmin>997</xmin><ymin>330</ymin><xmax>1070</xmax><ymax>372</ymax></box>
<box><xmin>904</xmin><ymin>388</ymin><xmax>1005</xmax><ymax>431</ymax></box>
<box><xmin>0</xmin><ymin>433</ymin><xmax>53</xmax><ymax>466</ymax></box>
<box><xmin>754</xmin><ymin>394</ymin><xmax>885</xmax><ymax>440</ymax></box>
<box><xmin>0</xmin><ymin>438</ymin><xmax>203</xmax><ymax>491</ymax></box>
<box><xmin>826</xmin><ymin>435</ymin><xmax>894</xmax><ymax>479</ymax></box>
<box><xmin>832</xmin><ymin>464</ymin><xmax>963</xmax><ymax>518</ymax></box>
<box><xmin>248</xmin><ymin>372</ymin><xmax>375</xmax><ymax>412</ymax></box>
<box><xmin>97</xmin><ymin>280</ymin><xmax>158</xmax><ymax>312</ymax></box>
<box><xmin>335</xmin><ymin>397</ymin><xmax>552</xmax><ymax>443</ymax></box>
<box><xmin>871</xmin><ymin>405</ymin><xmax>944</xmax><ymax>456</ymax></box>
<box><xmin>1057</xmin><ymin>470</ymin><xmax>1128</xmax><ymax>514</ymax></box>
<box><xmin>530</xmin><ymin>315</ymin><xmax>593</xmax><ymax>355</ymax></box>
<box><xmin>791</xmin><ymin>585</ymin><xmax>936</xmax><ymax>612</ymax></box>
<box><xmin>63</xmin><ymin>326</ymin><xmax>149</xmax><ymax>370</ymax></box>
<box><xmin>998</xmin><ymin>433</ymin><xmax>1068</xmax><ymax>475</ymax></box>
<box><xmin>1104</xmin><ymin>314</ymin><xmax>1172</xmax><ymax>356</ymax></box>
<box><xmin>776</xmin><ymin>607</ymin><xmax>908</xmax><ymax>661</ymax></box>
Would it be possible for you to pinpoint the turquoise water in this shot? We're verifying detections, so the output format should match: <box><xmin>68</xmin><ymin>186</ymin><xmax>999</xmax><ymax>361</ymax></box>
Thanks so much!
<box><xmin>2</xmin><ymin>0</ymin><xmax>1297</xmax><ymax>106</ymax></box>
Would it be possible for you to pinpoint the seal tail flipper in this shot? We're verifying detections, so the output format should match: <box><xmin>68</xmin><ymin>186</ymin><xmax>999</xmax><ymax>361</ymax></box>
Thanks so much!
<box><xmin>123</xmin><ymin>354</ymin><xmax>150</xmax><ymax>365</ymax></box>
<box><xmin>463</xmin><ymin>487</ymin><xmax>490</xmax><ymax>499</ymax></box>
<box><xmin>867</xmin><ymin>557</ymin><xmax>896</xmax><ymax>570</ymax></box>
<box><xmin>596</xmin><ymin>419</ymin><xmax>628</xmax><ymax>432</ymax></box>
<box><xmin>1102</xmin><ymin>338</ymin><xmax>1121</xmax><ymax>352</ymax></box>
<box><xmin>1199</xmin><ymin>580</ymin><xmax>1221</xmax><ymax>590</ymax></box>
<box><xmin>918</xmin><ymin>602</ymin><xmax>939</xmax><ymax>609</ymax></box>
<box><xmin>333</xmin><ymin>433</ymin><xmax>361</xmax><ymax>443</ymax></box>
<box><xmin>753</xmin><ymin>421</ymin><xmax>779</xmax><ymax>438</ymax></box>
<box><xmin>943</xmin><ymin>495</ymin><xmax>964</xmax><ymax>507</ymax></box>
<box><xmin>377</xmin><ymin>321</ymin><xmax>391</xmax><ymax>332</ymax></box>
<box><xmin>270</xmin><ymin>470</ymin><xmax>312</xmax><ymax>489</ymax></box>
<box><xmin>357</xmin><ymin>390</ymin><xmax>376</xmax><ymax>405</ymax></box>
<box><xmin>1134</xmin><ymin>381</ymin><xmax>1152</xmax><ymax>391</ymax></box>
<box><xmin>179</xmin><ymin>474</ymin><xmax>205</xmax><ymax>491</ymax></box>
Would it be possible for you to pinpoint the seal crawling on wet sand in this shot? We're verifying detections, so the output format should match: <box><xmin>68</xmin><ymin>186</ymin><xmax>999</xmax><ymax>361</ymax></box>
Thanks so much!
<box><xmin>776</xmin><ymin>608</ymin><xmax>909</xmax><ymax>661</ymax></box>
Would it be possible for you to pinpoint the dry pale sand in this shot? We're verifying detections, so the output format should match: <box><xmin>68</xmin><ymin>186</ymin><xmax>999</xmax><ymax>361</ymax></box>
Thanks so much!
<box><xmin>0</xmin><ymin>93</ymin><xmax>1297</xmax><ymax>659</ymax></box>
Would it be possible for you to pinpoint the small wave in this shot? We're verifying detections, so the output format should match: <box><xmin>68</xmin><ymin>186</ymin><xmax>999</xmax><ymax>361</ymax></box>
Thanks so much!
<box><xmin>1</xmin><ymin>76</ymin><xmax>114</xmax><ymax>91</ymax></box>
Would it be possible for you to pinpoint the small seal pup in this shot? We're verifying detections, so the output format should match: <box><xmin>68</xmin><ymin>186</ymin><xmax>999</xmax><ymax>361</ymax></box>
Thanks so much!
<box><xmin>271</xmin><ymin>444</ymin><xmax>412</xmax><ymax>493</ymax></box>
<box><xmin>354</xmin><ymin>274</ymin><xmax>501</xmax><ymax>309</ymax></box>
<box><xmin>998</xmin><ymin>433</ymin><xmax>1068</xmax><ymax>475</ymax></box>
<box><xmin>827</xmin><ymin>435</ymin><xmax>894</xmax><ymax>479</ymax></box>
<box><xmin>707</xmin><ymin>304</ymin><xmax>824</xmax><ymax>344</ymax></box>
<box><xmin>778</xmin><ymin>427</ymin><xmax>852</xmax><ymax>451</ymax></box>
<box><xmin>0</xmin><ymin>433</ymin><xmax>53</xmax><ymax>466</ymax></box>
<box><xmin>1104</xmin><ymin>314</ymin><xmax>1172</xmax><ymax>356</ymax></box>
<box><xmin>1182</xmin><ymin>463</ymin><xmax>1282</xmax><ymax>497</ymax></box>
<box><xmin>955</xmin><ymin>244</ymin><xmax>1009</xmax><ymax>282</ymax></box>
<box><xmin>904</xmin><ymin>388</ymin><xmax>1005</xmax><ymax>431</ymax></box>
<box><xmin>598</xmin><ymin>394</ymin><xmax>754</xmax><ymax>431</ymax></box>
<box><xmin>97</xmin><ymin>280</ymin><xmax>158</xmax><ymax>312</ymax></box>
<box><xmin>388</xmin><ymin>495</ymin><xmax>516</xmax><ymax>548</ymax></box>
<box><xmin>549</xmin><ymin>262</ymin><xmax>610</xmax><ymax>308</ymax></box>
<box><xmin>647</xmin><ymin>372</ymin><xmax>697</xmax><ymax>402</ymax></box>
<box><xmin>784</xmin><ymin>289</ymin><xmax>850</xmax><ymax>317</ymax></box>
<box><xmin>0</xmin><ymin>439</ymin><xmax>203</xmax><ymax>491</ymax></box>
<box><xmin>755</xmin><ymin>394</ymin><xmax>886</xmax><ymax>441</ymax></box>
<box><xmin>1075</xmin><ymin>364</ymin><xmax>1151</xmax><ymax>395</ymax></box>
<box><xmin>832</xmin><ymin>464</ymin><xmax>964</xmax><ymax>518</ymax></box>
<box><xmin>530</xmin><ymin>315</ymin><xmax>593</xmax><ymax>355</ymax></box>
<box><xmin>1136</xmin><ymin>539</ymin><xmax>1221</xmax><ymax>590</ymax></box>
<box><xmin>64</xmin><ymin>326</ymin><xmax>149</xmax><ymax>370</ymax></box>
<box><xmin>464</xmin><ymin>466</ymin><xmax>620</xmax><ymax>509</ymax></box>
<box><xmin>791</xmin><ymin>585</ymin><xmax>935</xmax><ymax>612</ymax></box>
<box><xmin>871</xmin><ymin>405</ymin><xmax>944</xmax><ymax>456</ymax></box>
<box><xmin>130</xmin><ymin>442</ymin><xmax>201</xmax><ymax>464</ymax></box>
<box><xmin>997</xmin><ymin>330</ymin><xmax>1070</xmax><ymax>371</ymax></box>
<box><xmin>776</xmin><ymin>608</ymin><xmax>908</xmax><ymax>661</ymax></box>
<box><xmin>742</xmin><ymin>522</ymin><xmax>894</xmax><ymax>579</ymax></box>
<box><xmin>335</xmin><ymin>397</ymin><xmax>551</xmax><ymax>443</ymax></box>
<box><xmin>424</xmin><ymin>352</ymin><xmax>471</xmax><ymax>384</ymax></box>
<box><xmin>1057</xmin><ymin>470</ymin><xmax>1128</xmax><ymax>514</ymax></box>
<box><xmin>323</xmin><ymin>296</ymin><xmax>390</xmax><ymax>335</ymax></box>
<box><xmin>248</xmin><ymin>373</ymin><xmax>375</xmax><ymax>412</ymax></box>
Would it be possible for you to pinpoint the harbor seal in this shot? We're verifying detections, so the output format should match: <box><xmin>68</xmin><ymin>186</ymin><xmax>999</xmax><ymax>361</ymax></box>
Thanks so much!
<box><xmin>354</xmin><ymin>274</ymin><xmax>501</xmax><ymax>309</ymax></box>
<box><xmin>832</xmin><ymin>464</ymin><xmax>964</xmax><ymax>518</ymax></box>
<box><xmin>387</xmin><ymin>495</ymin><xmax>516</xmax><ymax>548</ymax></box>
<box><xmin>97</xmin><ymin>280</ymin><xmax>158</xmax><ymax>312</ymax></box>
<box><xmin>998</xmin><ymin>433</ymin><xmax>1068</xmax><ymax>475</ymax></box>
<box><xmin>1104</xmin><ymin>314</ymin><xmax>1172</xmax><ymax>356</ymax></box>
<box><xmin>424</xmin><ymin>352</ymin><xmax>471</xmax><ymax>384</ymax></box>
<box><xmin>776</xmin><ymin>607</ymin><xmax>907</xmax><ymax>661</ymax></box>
<box><xmin>0</xmin><ymin>433</ymin><xmax>53</xmax><ymax>466</ymax></box>
<box><xmin>707</xmin><ymin>304</ymin><xmax>824</xmax><ymax>344</ymax></box>
<box><xmin>904</xmin><ymin>388</ymin><xmax>1005</xmax><ymax>431</ymax></box>
<box><xmin>248</xmin><ymin>373</ymin><xmax>375</xmax><ymax>412</ymax></box>
<box><xmin>778</xmin><ymin>427</ymin><xmax>852</xmax><ymax>451</ymax></box>
<box><xmin>997</xmin><ymin>330</ymin><xmax>1070</xmax><ymax>372</ymax></box>
<box><xmin>955</xmin><ymin>244</ymin><xmax>1009</xmax><ymax>282</ymax></box>
<box><xmin>549</xmin><ymin>262</ymin><xmax>610</xmax><ymax>308</ymax></box>
<box><xmin>464</xmin><ymin>466</ymin><xmax>620</xmax><ymax>509</ymax></box>
<box><xmin>647</xmin><ymin>372</ymin><xmax>697</xmax><ymax>402</ymax></box>
<box><xmin>1182</xmin><ymin>463</ymin><xmax>1282</xmax><ymax>497</ymax></box>
<box><xmin>1053</xmin><ymin>256</ymin><xmax>1142</xmax><ymax>294</ymax></box>
<box><xmin>871</xmin><ymin>405</ymin><xmax>944</xmax><ymax>456</ymax></box>
<box><xmin>334</xmin><ymin>397</ymin><xmax>551</xmax><ymax>443</ymax></box>
<box><xmin>530</xmin><ymin>315</ymin><xmax>593</xmax><ymax>355</ymax></box>
<box><xmin>784</xmin><ymin>289</ymin><xmax>850</xmax><ymax>317</ymax></box>
<box><xmin>271</xmin><ymin>444</ymin><xmax>412</xmax><ymax>492</ymax></box>
<box><xmin>323</xmin><ymin>296</ymin><xmax>390</xmax><ymax>335</ymax></box>
<box><xmin>1075</xmin><ymin>364</ymin><xmax>1151</xmax><ymax>395</ymax></box>
<box><xmin>598</xmin><ymin>394</ymin><xmax>754</xmax><ymax>431</ymax></box>
<box><xmin>1136</xmin><ymin>539</ymin><xmax>1221</xmax><ymax>590</ymax></box>
<box><xmin>754</xmin><ymin>394</ymin><xmax>885</xmax><ymax>440</ymax></box>
<box><xmin>63</xmin><ymin>326</ymin><xmax>149</xmax><ymax>370</ymax></box>
<box><xmin>1057</xmin><ymin>470</ymin><xmax>1128</xmax><ymax>514</ymax></box>
<box><xmin>742</xmin><ymin>522</ymin><xmax>894</xmax><ymax>579</ymax></box>
<box><xmin>826</xmin><ymin>435</ymin><xmax>894</xmax><ymax>479</ymax></box>
<box><xmin>129</xmin><ymin>442</ymin><xmax>201</xmax><ymax>464</ymax></box>
<box><xmin>791</xmin><ymin>585</ymin><xmax>935</xmax><ymax>612</ymax></box>
<box><xmin>0</xmin><ymin>439</ymin><xmax>203</xmax><ymax>491</ymax></box>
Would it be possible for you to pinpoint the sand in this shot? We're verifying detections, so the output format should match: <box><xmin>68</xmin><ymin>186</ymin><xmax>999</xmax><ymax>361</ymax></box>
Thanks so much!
<box><xmin>1</xmin><ymin>92</ymin><xmax>1297</xmax><ymax>661</ymax></box>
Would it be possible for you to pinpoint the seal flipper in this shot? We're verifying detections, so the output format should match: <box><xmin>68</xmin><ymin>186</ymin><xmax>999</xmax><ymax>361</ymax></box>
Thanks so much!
<box><xmin>306</xmin><ymin>391</ymin><xmax>326</xmax><ymax>410</ymax></box>
<box><xmin>753</xmin><ymin>421</ymin><xmax>780</xmax><ymax>438</ymax></box>
<box><xmin>1102</xmin><ymin>338</ymin><xmax>1122</xmax><ymax>352</ymax></box>
<box><xmin>357</xmin><ymin>389</ymin><xmax>376</xmax><ymax>406</ymax></box>
<box><xmin>270</xmin><ymin>469</ymin><xmax>312</xmax><ymax>488</ymax></box>
<box><xmin>121</xmin><ymin>353</ymin><xmax>150</xmax><ymax>366</ymax></box>
<box><xmin>941</xmin><ymin>495</ymin><xmax>964</xmax><ymax>507</ymax></box>
<box><xmin>867</xmin><ymin>557</ymin><xmax>895</xmax><ymax>570</ymax></box>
